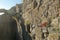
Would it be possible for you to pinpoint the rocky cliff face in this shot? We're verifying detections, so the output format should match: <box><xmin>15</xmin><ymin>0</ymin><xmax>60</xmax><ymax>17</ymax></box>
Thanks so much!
<box><xmin>22</xmin><ymin>0</ymin><xmax>60</xmax><ymax>40</ymax></box>
<box><xmin>0</xmin><ymin>4</ymin><xmax>23</xmax><ymax>40</ymax></box>
<box><xmin>0</xmin><ymin>0</ymin><xmax>60</xmax><ymax>40</ymax></box>
<box><xmin>0</xmin><ymin>13</ymin><xmax>17</xmax><ymax>40</ymax></box>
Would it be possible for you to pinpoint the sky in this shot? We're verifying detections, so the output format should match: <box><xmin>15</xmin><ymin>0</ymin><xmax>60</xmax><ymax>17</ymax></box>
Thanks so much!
<box><xmin>0</xmin><ymin>0</ymin><xmax>22</xmax><ymax>10</ymax></box>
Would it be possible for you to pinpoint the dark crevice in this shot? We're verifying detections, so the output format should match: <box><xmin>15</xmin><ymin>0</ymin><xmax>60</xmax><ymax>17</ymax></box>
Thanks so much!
<box><xmin>20</xmin><ymin>16</ymin><xmax>32</xmax><ymax>40</ymax></box>
<box><xmin>38</xmin><ymin>0</ymin><xmax>43</xmax><ymax>11</ymax></box>
<box><xmin>33</xmin><ymin>0</ymin><xmax>37</xmax><ymax>9</ymax></box>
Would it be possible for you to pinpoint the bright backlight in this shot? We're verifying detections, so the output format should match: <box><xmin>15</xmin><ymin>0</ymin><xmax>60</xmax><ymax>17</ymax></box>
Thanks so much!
<box><xmin>0</xmin><ymin>12</ymin><xmax>4</xmax><ymax>15</ymax></box>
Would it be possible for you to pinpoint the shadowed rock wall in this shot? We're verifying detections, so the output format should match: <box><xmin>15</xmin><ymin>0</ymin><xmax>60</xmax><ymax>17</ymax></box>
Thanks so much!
<box><xmin>0</xmin><ymin>14</ymin><xmax>18</xmax><ymax>40</ymax></box>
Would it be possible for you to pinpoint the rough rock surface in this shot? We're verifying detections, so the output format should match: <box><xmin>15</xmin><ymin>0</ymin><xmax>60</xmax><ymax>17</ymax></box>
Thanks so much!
<box><xmin>22</xmin><ymin>0</ymin><xmax>60</xmax><ymax>40</ymax></box>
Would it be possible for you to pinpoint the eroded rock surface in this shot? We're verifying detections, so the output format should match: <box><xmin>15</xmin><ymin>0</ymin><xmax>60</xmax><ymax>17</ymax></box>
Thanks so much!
<box><xmin>22</xmin><ymin>0</ymin><xmax>60</xmax><ymax>40</ymax></box>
